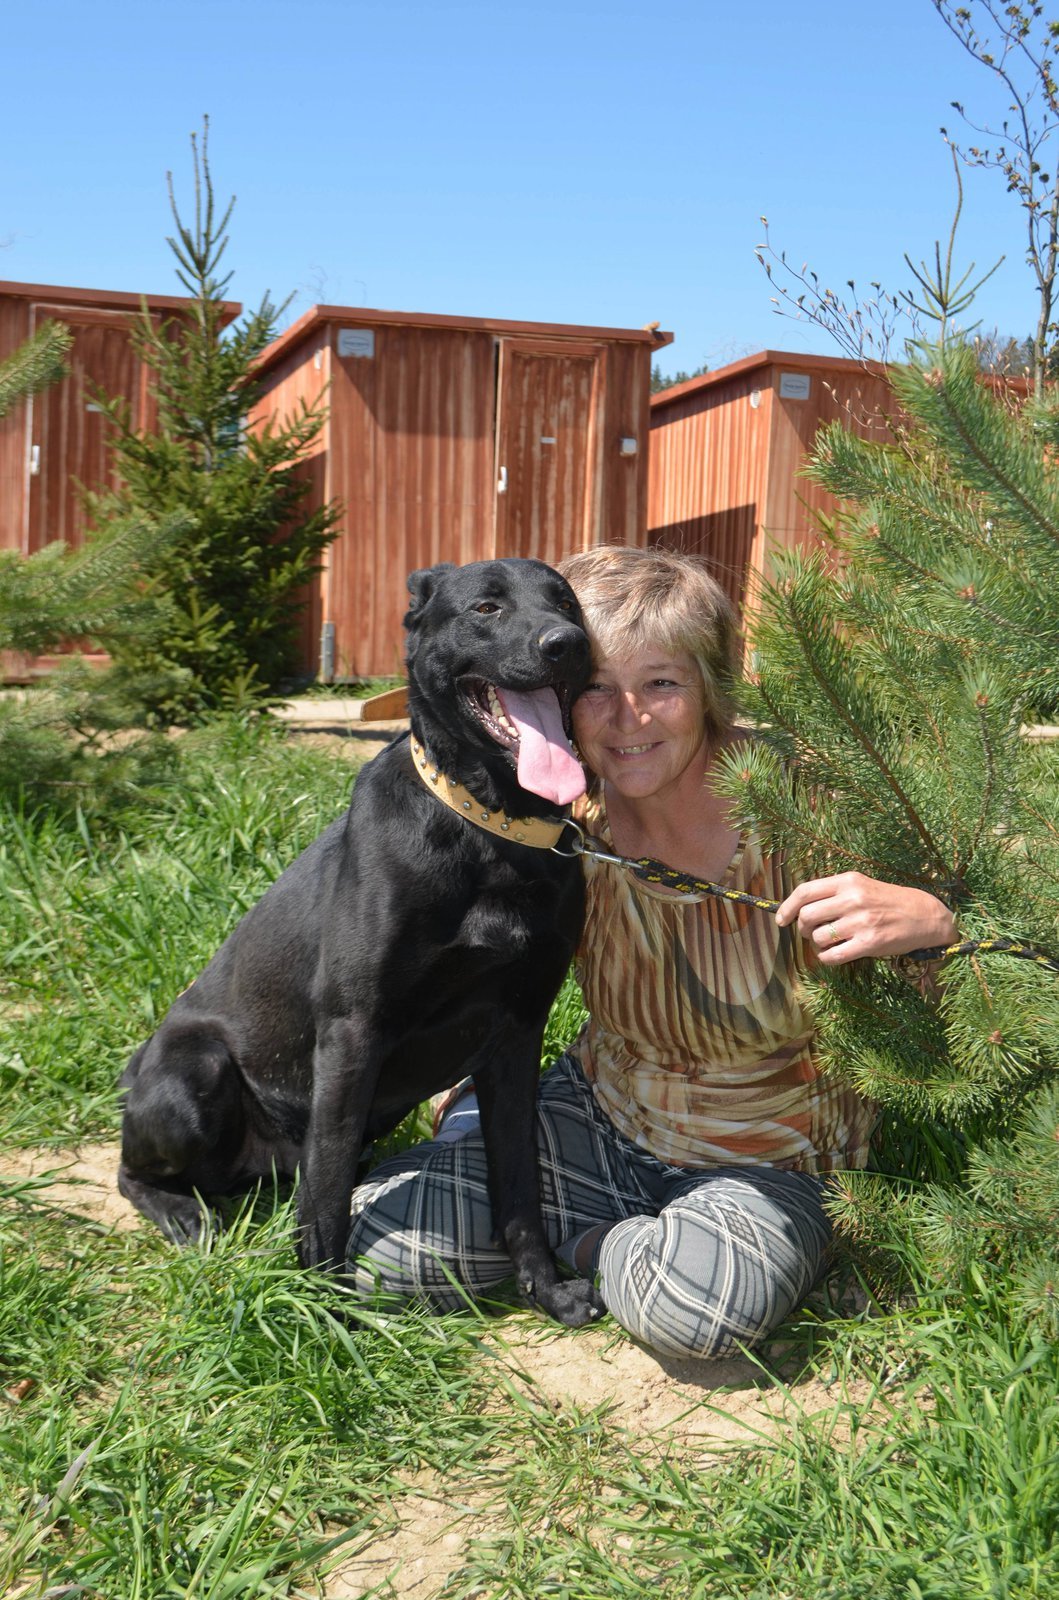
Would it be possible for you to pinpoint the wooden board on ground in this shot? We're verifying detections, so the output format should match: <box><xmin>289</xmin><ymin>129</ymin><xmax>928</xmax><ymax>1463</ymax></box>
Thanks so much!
<box><xmin>358</xmin><ymin>684</ymin><xmax>410</xmax><ymax>721</ymax></box>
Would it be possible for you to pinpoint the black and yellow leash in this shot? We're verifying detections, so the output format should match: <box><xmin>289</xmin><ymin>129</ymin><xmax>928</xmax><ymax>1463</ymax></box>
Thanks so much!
<box><xmin>556</xmin><ymin>823</ymin><xmax>1059</xmax><ymax>974</ymax></box>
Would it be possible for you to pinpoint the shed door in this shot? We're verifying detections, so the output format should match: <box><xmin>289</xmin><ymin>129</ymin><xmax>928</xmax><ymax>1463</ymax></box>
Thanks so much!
<box><xmin>494</xmin><ymin>341</ymin><xmax>600</xmax><ymax>566</ymax></box>
<box><xmin>26</xmin><ymin>306</ymin><xmax>145</xmax><ymax>554</ymax></box>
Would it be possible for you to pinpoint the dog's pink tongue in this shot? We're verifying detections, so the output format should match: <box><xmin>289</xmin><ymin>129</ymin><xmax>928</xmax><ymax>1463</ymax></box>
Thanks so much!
<box><xmin>498</xmin><ymin>687</ymin><xmax>586</xmax><ymax>805</ymax></box>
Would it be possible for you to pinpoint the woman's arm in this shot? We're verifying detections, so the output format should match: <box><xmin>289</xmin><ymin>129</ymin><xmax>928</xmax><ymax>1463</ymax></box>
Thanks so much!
<box><xmin>775</xmin><ymin>871</ymin><xmax>958</xmax><ymax>966</ymax></box>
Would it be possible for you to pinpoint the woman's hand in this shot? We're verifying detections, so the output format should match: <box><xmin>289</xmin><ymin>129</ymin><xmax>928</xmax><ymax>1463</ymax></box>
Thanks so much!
<box><xmin>774</xmin><ymin>871</ymin><xmax>958</xmax><ymax>966</ymax></box>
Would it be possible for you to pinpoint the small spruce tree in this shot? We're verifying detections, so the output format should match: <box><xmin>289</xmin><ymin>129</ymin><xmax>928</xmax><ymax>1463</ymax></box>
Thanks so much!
<box><xmin>718</xmin><ymin>342</ymin><xmax>1059</xmax><ymax>1325</ymax></box>
<box><xmin>0</xmin><ymin>316</ymin><xmax>187</xmax><ymax>801</ymax></box>
<box><xmin>88</xmin><ymin>120</ymin><xmax>340</xmax><ymax>724</ymax></box>
<box><xmin>0</xmin><ymin>517</ymin><xmax>188</xmax><ymax>803</ymax></box>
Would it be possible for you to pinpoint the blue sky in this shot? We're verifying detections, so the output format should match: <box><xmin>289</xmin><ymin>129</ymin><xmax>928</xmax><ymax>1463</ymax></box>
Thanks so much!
<box><xmin>3</xmin><ymin>0</ymin><xmax>1048</xmax><ymax>374</ymax></box>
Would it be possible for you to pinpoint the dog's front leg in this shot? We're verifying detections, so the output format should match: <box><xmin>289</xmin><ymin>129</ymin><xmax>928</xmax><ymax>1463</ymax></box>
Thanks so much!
<box><xmin>297</xmin><ymin>1016</ymin><xmax>381</xmax><ymax>1271</ymax></box>
<box><xmin>474</xmin><ymin>1049</ymin><xmax>604</xmax><ymax>1329</ymax></box>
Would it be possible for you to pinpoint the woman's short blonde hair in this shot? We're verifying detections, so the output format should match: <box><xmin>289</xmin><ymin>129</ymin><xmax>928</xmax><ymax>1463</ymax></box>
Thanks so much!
<box><xmin>558</xmin><ymin>544</ymin><xmax>739</xmax><ymax>740</ymax></box>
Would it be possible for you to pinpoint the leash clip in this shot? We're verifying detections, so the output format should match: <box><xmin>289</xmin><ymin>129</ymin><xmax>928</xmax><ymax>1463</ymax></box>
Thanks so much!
<box><xmin>550</xmin><ymin>821</ymin><xmax>633</xmax><ymax>869</ymax></box>
<box><xmin>550</xmin><ymin>818</ymin><xmax>588</xmax><ymax>858</ymax></box>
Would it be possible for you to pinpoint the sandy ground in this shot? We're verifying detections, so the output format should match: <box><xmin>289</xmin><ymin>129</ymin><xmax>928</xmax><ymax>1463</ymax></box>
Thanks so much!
<box><xmin>3</xmin><ymin>1141</ymin><xmax>141</xmax><ymax>1231</ymax></box>
<box><xmin>270</xmin><ymin>707</ymin><xmax>409</xmax><ymax>767</ymax></box>
<box><xmin>322</xmin><ymin>1326</ymin><xmax>869</xmax><ymax>1599</ymax></box>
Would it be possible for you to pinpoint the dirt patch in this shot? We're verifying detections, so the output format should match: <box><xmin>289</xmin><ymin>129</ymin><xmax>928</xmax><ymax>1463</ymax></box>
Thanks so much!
<box><xmin>486</xmin><ymin>1321</ymin><xmax>872</xmax><ymax>1462</ymax></box>
<box><xmin>281</xmin><ymin>717</ymin><xmax>408</xmax><ymax>767</ymax></box>
<box><xmin>321</xmin><ymin>1325</ymin><xmax>872</xmax><ymax>1598</ymax></box>
<box><xmin>2</xmin><ymin>1141</ymin><xmax>136</xmax><ymax>1232</ymax></box>
<box><xmin>323</xmin><ymin>1471</ymin><xmax>506</xmax><ymax>1600</ymax></box>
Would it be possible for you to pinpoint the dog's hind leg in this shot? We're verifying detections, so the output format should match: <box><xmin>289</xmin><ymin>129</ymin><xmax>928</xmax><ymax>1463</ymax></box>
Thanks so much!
<box><xmin>474</xmin><ymin>1043</ymin><xmax>604</xmax><ymax>1328</ymax></box>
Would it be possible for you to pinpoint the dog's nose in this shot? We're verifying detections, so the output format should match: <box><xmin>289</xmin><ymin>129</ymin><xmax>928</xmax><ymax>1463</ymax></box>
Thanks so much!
<box><xmin>537</xmin><ymin>624</ymin><xmax>586</xmax><ymax>662</ymax></box>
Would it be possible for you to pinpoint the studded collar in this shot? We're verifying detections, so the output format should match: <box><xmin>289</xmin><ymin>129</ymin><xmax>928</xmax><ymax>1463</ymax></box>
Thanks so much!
<box><xmin>408</xmin><ymin>737</ymin><xmax>572</xmax><ymax>849</ymax></box>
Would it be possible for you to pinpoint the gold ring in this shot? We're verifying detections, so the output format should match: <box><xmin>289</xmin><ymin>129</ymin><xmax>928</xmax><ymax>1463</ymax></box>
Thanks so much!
<box><xmin>828</xmin><ymin>922</ymin><xmax>840</xmax><ymax>944</ymax></box>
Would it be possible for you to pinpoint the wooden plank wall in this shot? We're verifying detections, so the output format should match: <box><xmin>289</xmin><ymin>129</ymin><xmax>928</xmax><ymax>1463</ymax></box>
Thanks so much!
<box><xmin>247</xmin><ymin>332</ymin><xmax>331</xmax><ymax>676</ymax></box>
<box><xmin>252</xmin><ymin>315</ymin><xmax>660</xmax><ymax>679</ymax></box>
<box><xmin>0</xmin><ymin>296</ymin><xmax>32</xmax><ymax>552</ymax></box>
<box><xmin>648</xmin><ymin>356</ymin><xmax>896</xmax><ymax>620</ymax></box>
<box><xmin>0</xmin><ymin>293</ymin><xmax>185</xmax><ymax>557</ymax></box>
<box><xmin>26</xmin><ymin>309</ymin><xmax>146</xmax><ymax>552</ymax></box>
<box><xmin>325</xmin><ymin>322</ymin><xmax>496</xmax><ymax>679</ymax></box>
<box><xmin>647</xmin><ymin>364</ymin><xmax>771</xmax><ymax>609</ymax></box>
<box><xmin>600</xmin><ymin>339</ymin><xmax>652</xmax><ymax>550</ymax></box>
<box><xmin>759</xmin><ymin>361</ymin><xmax>893</xmax><ymax>567</ymax></box>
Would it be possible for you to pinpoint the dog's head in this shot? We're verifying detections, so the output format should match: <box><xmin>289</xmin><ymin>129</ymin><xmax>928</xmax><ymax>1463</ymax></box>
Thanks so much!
<box><xmin>403</xmin><ymin>558</ymin><xmax>590</xmax><ymax>812</ymax></box>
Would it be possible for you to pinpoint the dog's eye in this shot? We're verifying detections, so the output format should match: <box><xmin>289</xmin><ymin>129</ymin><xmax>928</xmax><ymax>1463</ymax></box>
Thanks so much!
<box><xmin>474</xmin><ymin>601</ymin><xmax>501</xmax><ymax>615</ymax></box>
<box><xmin>556</xmin><ymin>600</ymin><xmax>573</xmax><ymax>612</ymax></box>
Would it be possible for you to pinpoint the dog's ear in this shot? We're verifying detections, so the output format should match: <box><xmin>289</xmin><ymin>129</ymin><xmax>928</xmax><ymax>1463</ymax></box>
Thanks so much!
<box><xmin>404</xmin><ymin>565</ymin><xmax>457</xmax><ymax>641</ymax></box>
<box><xmin>405</xmin><ymin>564</ymin><xmax>456</xmax><ymax>616</ymax></box>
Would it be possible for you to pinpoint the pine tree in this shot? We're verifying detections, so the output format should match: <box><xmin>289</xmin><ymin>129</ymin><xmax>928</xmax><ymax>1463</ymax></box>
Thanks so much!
<box><xmin>718</xmin><ymin>342</ymin><xmax>1059</xmax><ymax>1323</ymax></box>
<box><xmin>87</xmin><ymin>120</ymin><xmax>340</xmax><ymax>724</ymax></box>
<box><xmin>650</xmin><ymin>360</ymin><xmax>709</xmax><ymax>394</ymax></box>
<box><xmin>0</xmin><ymin>514</ymin><xmax>188</xmax><ymax>661</ymax></box>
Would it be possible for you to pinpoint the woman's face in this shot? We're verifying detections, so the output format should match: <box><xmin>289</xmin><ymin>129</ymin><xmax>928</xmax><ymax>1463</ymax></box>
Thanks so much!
<box><xmin>572</xmin><ymin>643</ymin><xmax>709</xmax><ymax>802</ymax></box>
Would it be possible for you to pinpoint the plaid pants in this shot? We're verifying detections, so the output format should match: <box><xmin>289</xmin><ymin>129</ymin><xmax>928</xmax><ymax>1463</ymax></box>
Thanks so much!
<box><xmin>346</xmin><ymin>1054</ymin><xmax>832</xmax><ymax>1359</ymax></box>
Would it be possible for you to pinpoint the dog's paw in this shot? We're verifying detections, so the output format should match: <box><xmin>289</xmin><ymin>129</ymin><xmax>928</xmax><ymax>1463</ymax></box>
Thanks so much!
<box><xmin>295</xmin><ymin>1236</ymin><xmax>345</xmax><ymax>1274</ymax></box>
<box><xmin>159</xmin><ymin>1199</ymin><xmax>214</xmax><ymax>1247</ymax></box>
<box><xmin>532</xmin><ymin>1277</ymin><xmax>606</xmax><ymax>1328</ymax></box>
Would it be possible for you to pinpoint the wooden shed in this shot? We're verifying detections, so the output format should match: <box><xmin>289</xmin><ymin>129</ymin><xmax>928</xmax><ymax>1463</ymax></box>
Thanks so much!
<box><xmin>0</xmin><ymin>278</ymin><xmax>241</xmax><ymax>681</ymax></box>
<box><xmin>250</xmin><ymin>305</ymin><xmax>672</xmax><ymax>680</ymax></box>
<box><xmin>0</xmin><ymin>278</ymin><xmax>241</xmax><ymax>560</ymax></box>
<box><xmin>647</xmin><ymin>349</ymin><xmax>893</xmax><ymax>619</ymax></box>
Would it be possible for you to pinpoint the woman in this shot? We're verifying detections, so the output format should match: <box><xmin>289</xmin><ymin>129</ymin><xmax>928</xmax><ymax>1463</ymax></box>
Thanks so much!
<box><xmin>345</xmin><ymin>546</ymin><xmax>957</xmax><ymax>1359</ymax></box>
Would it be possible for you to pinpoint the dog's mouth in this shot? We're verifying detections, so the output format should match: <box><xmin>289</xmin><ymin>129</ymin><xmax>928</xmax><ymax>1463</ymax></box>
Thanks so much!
<box><xmin>461</xmin><ymin>679</ymin><xmax>586</xmax><ymax>806</ymax></box>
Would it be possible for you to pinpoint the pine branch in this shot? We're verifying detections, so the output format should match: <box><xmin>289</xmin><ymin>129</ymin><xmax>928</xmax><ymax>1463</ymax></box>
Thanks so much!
<box><xmin>721</xmin><ymin>755</ymin><xmax>910</xmax><ymax>880</ymax></box>
<box><xmin>0</xmin><ymin>514</ymin><xmax>188</xmax><ymax>655</ymax></box>
<box><xmin>0</xmin><ymin>320</ymin><xmax>72</xmax><ymax>419</ymax></box>
<box><xmin>769</xmin><ymin>567</ymin><xmax>953</xmax><ymax>877</ymax></box>
<box><xmin>809</xmin><ymin>420</ymin><xmax>986</xmax><ymax>567</ymax></box>
<box><xmin>891</xmin><ymin>350</ymin><xmax>1059</xmax><ymax>548</ymax></box>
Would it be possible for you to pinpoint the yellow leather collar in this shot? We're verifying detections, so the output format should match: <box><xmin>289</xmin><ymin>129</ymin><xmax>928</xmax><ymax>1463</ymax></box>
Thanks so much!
<box><xmin>409</xmin><ymin>737</ymin><xmax>571</xmax><ymax>848</ymax></box>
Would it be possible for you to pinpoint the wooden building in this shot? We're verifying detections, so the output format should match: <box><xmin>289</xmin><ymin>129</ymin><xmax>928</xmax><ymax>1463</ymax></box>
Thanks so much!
<box><xmin>0</xmin><ymin>278</ymin><xmax>240</xmax><ymax>679</ymax></box>
<box><xmin>0</xmin><ymin>278</ymin><xmax>241</xmax><ymax>556</ymax></box>
<box><xmin>647</xmin><ymin>349</ymin><xmax>894</xmax><ymax>618</ymax></box>
<box><xmin>251</xmin><ymin>305</ymin><xmax>671</xmax><ymax>680</ymax></box>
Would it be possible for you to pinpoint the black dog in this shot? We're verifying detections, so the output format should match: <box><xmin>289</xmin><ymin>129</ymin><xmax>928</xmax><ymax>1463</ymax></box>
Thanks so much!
<box><xmin>118</xmin><ymin>558</ymin><xmax>603</xmax><ymax>1327</ymax></box>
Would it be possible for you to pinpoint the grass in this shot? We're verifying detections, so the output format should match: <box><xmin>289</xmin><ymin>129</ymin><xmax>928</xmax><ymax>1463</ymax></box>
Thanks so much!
<box><xmin>440</xmin><ymin>1281</ymin><xmax>1059</xmax><ymax>1600</ymax></box>
<box><xmin>0</xmin><ymin>717</ymin><xmax>354</xmax><ymax>1143</ymax></box>
<box><xmin>0</xmin><ymin>1183</ymin><xmax>494</xmax><ymax>1595</ymax></box>
<box><xmin>296</xmin><ymin>676</ymin><xmax>406</xmax><ymax>701</ymax></box>
<box><xmin>2</xmin><ymin>715</ymin><xmax>1057</xmax><ymax>1598</ymax></box>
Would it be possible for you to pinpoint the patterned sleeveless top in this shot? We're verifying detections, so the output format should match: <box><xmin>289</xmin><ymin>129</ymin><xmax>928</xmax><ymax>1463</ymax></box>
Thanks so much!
<box><xmin>568</xmin><ymin>794</ymin><xmax>875</xmax><ymax>1175</ymax></box>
